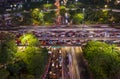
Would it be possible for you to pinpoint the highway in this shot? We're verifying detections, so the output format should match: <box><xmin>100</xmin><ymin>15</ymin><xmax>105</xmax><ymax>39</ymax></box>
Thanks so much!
<box><xmin>49</xmin><ymin>46</ymin><xmax>90</xmax><ymax>79</ymax></box>
<box><xmin>1</xmin><ymin>26</ymin><xmax>120</xmax><ymax>46</ymax></box>
<box><xmin>49</xmin><ymin>47</ymin><xmax>80</xmax><ymax>79</ymax></box>
<box><xmin>19</xmin><ymin>25</ymin><xmax>120</xmax><ymax>31</ymax></box>
<box><xmin>38</xmin><ymin>37</ymin><xmax>120</xmax><ymax>40</ymax></box>
<box><xmin>1</xmin><ymin>26</ymin><xmax>120</xmax><ymax>79</ymax></box>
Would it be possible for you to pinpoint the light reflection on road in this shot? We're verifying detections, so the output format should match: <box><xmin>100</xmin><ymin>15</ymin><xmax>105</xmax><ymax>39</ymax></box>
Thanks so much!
<box><xmin>61</xmin><ymin>47</ymin><xmax>82</xmax><ymax>79</ymax></box>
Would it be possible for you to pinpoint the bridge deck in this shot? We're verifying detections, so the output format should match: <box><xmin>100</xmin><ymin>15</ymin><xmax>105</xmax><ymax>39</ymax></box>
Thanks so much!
<box><xmin>38</xmin><ymin>37</ymin><xmax>120</xmax><ymax>40</ymax></box>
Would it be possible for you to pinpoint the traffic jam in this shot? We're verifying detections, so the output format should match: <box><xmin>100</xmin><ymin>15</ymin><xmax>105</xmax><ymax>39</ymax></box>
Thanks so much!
<box><xmin>14</xmin><ymin>28</ymin><xmax>120</xmax><ymax>46</ymax></box>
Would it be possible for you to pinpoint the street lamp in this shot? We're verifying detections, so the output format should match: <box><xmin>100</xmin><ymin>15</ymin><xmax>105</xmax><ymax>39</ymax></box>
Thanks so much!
<box><xmin>82</xmin><ymin>8</ymin><xmax>85</xmax><ymax>27</ymax></box>
<box><xmin>25</xmin><ymin>0</ymin><xmax>27</xmax><ymax>2</ymax></box>
<box><xmin>61</xmin><ymin>1</ymin><xmax>64</xmax><ymax>5</ymax></box>
<box><xmin>104</xmin><ymin>5</ymin><xmax>108</xmax><ymax>9</ymax></box>
<box><xmin>14</xmin><ymin>4</ymin><xmax>16</xmax><ymax>7</ymax></box>
<box><xmin>75</xmin><ymin>0</ymin><xmax>78</xmax><ymax>4</ymax></box>
<box><xmin>10</xmin><ymin>5</ymin><xmax>13</xmax><ymax>8</ymax></box>
<box><xmin>116</xmin><ymin>0</ymin><xmax>120</xmax><ymax>4</ymax></box>
<box><xmin>47</xmin><ymin>0</ymin><xmax>49</xmax><ymax>4</ymax></box>
<box><xmin>10</xmin><ymin>5</ymin><xmax>13</xmax><ymax>11</ymax></box>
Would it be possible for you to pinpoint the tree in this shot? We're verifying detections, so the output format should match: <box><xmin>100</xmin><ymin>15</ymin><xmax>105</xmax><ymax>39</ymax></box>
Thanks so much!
<box><xmin>20</xmin><ymin>33</ymin><xmax>39</xmax><ymax>47</ymax></box>
<box><xmin>43</xmin><ymin>4</ymin><xmax>53</xmax><ymax>9</ymax></box>
<box><xmin>60</xmin><ymin>6</ymin><xmax>66</xmax><ymax>16</ymax></box>
<box><xmin>16</xmin><ymin>33</ymin><xmax>48</xmax><ymax>78</ymax></box>
<box><xmin>44</xmin><ymin>11</ymin><xmax>56</xmax><ymax>25</ymax></box>
<box><xmin>21</xmin><ymin>74</ymin><xmax>35</xmax><ymax>79</ymax></box>
<box><xmin>11</xmin><ymin>14</ymin><xmax>23</xmax><ymax>26</ymax></box>
<box><xmin>73</xmin><ymin>13</ymin><xmax>84</xmax><ymax>24</ymax></box>
<box><xmin>85</xmin><ymin>9</ymin><xmax>111</xmax><ymax>24</ymax></box>
<box><xmin>31</xmin><ymin>8</ymin><xmax>44</xmax><ymax>25</ymax></box>
<box><xmin>83</xmin><ymin>41</ymin><xmax>120</xmax><ymax>79</ymax></box>
<box><xmin>0</xmin><ymin>69</ymin><xmax>9</xmax><ymax>79</ymax></box>
<box><xmin>21</xmin><ymin>13</ymin><xmax>32</xmax><ymax>25</ymax></box>
<box><xmin>0</xmin><ymin>33</ymin><xmax>17</xmax><ymax>64</ymax></box>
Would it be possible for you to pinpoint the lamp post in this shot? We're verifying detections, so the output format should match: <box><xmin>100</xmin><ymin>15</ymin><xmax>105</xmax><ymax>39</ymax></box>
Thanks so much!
<box><xmin>10</xmin><ymin>5</ymin><xmax>13</xmax><ymax>11</ymax></box>
<box><xmin>117</xmin><ymin>0</ymin><xmax>120</xmax><ymax>3</ymax></box>
<box><xmin>104</xmin><ymin>4</ymin><xmax>108</xmax><ymax>9</ymax></box>
<box><xmin>75</xmin><ymin>0</ymin><xmax>78</xmax><ymax>4</ymax></box>
<box><xmin>61</xmin><ymin>1</ymin><xmax>64</xmax><ymax>5</ymax></box>
<box><xmin>82</xmin><ymin>8</ymin><xmax>85</xmax><ymax>27</ymax></box>
<box><xmin>25</xmin><ymin>0</ymin><xmax>27</xmax><ymax>2</ymax></box>
<box><xmin>47</xmin><ymin>0</ymin><xmax>49</xmax><ymax>4</ymax></box>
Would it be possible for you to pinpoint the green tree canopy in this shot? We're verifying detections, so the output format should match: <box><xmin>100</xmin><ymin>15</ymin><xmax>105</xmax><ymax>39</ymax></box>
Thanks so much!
<box><xmin>20</xmin><ymin>33</ymin><xmax>39</xmax><ymax>47</ymax></box>
<box><xmin>31</xmin><ymin>8</ymin><xmax>44</xmax><ymax>25</ymax></box>
<box><xmin>83</xmin><ymin>41</ymin><xmax>120</xmax><ymax>79</ymax></box>
<box><xmin>73</xmin><ymin>13</ymin><xmax>84</xmax><ymax>24</ymax></box>
<box><xmin>0</xmin><ymin>33</ymin><xmax>17</xmax><ymax>64</ymax></box>
<box><xmin>0</xmin><ymin>69</ymin><xmax>9</xmax><ymax>79</ymax></box>
<box><xmin>60</xmin><ymin>6</ymin><xmax>66</xmax><ymax>16</ymax></box>
<box><xmin>16</xmin><ymin>33</ymin><xmax>48</xmax><ymax>78</ymax></box>
<box><xmin>43</xmin><ymin>4</ymin><xmax>53</xmax><ymax>9</ymax></box>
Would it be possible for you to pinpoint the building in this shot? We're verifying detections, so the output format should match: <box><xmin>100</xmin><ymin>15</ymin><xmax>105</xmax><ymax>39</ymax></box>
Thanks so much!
<box><xmin>24</xmin><ymin>0</ymin><xmax>42</xmax><ymax>2</ymax></box>
<box><xmin>0</xmin><ymin>0</ymin><xmax>7</xmax><ymax>7</ymax></box>
<box><xmin>117</xmin><ymin>0</ymin><xmax>120</xmax><ymax>3</ymax></box>
<box><xmin>0</xmin><ymin>0</ymin><xmax>24</xmax><ymax>12</ymax></box>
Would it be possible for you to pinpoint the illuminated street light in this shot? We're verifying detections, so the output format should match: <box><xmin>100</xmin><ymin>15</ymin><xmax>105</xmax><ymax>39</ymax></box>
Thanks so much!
<box><xmin>117</xmin><ymin>0</ymin><xmax>120</xmax><ymax>3</ymax></box>
<box><xmin>61</xmin><ymin>1</ymin><xmax>64</xmax><ymax>5</ymax></box>
<box><xmin>10</xmin><ymin>5</ymin><xmax>13</xmax><ymax>8</ymax></box>
<box><xmin>14</xmin><ymin>4</ymin><xmax>16</xmax><ymax>7</ymax></box>
<box><xmin>104</xmin><ymin>5</ymin><xmax>108</xmax><ymax>9</ymax></box>
<box><xmin>25</xmin><ymin>0</ymin><xmax>28</xmax><ymax>2</ymax></box>
<box><xmin>47</xmin><ymin>0</ymin><xmax>49</xmax><ymax>4</ymax></box>
<box><xmin>82</xmin><ymin>8</ymin><xmax>85</xmax><ymax>26</ymax></box>
<box><xmin>76</xmin><ymin>0</ymin><xmax>78</xmax><ymax>4</ymax></box>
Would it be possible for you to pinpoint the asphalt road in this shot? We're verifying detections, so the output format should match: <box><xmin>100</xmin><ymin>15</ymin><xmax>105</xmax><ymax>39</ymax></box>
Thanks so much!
<box><xmin>61</xmin><ymin>46</ymin><xmax>91</xmax><ymax>79</ymax></box>
<box><xmin>61</xmin><ymin>47</ymin><xmax>81</xmax><ymax>79</ymax></box>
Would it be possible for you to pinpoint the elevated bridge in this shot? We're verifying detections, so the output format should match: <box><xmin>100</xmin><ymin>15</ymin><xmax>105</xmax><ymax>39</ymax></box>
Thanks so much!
<box><xmin>17</xmin><ymin>37</ymin><xmax>120</xmax><ymax>46</ymax></box>
<box><xmin>1</xmin><ymin>26</ymin><xmax>120</xmax><ymax>46</ymax></box>
<box><xmin>38</xmin><ymin>37</ymin><xmax>120</xmax><ymax>40</ymax></box>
